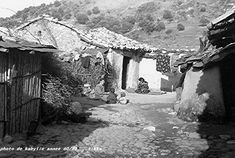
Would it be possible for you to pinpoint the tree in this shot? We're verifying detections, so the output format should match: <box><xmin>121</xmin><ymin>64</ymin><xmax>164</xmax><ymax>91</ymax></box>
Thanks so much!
<box><xmin>50</xmin><ymin>9</ymin><xmax>63</xmax><ymax>21</ymax></box>
<box><xmin>54</xmin><ymin>1</ymin><xmax>61</xmax><ymax>7</ymax></box>
<box><xmin>199</xmin><ymin>16</ymin><xmax>210</xmax><ymax>26</ymax></box>
<box><xmin>87</xmin><ymin>10</ymin><xmax>92</xmax><ymax>15</ymax></box>
<box><xmin>155</xmin><ymin>21</ymin><xmax>165</xmax><ymax>32</ymax></box>
<box><xmin>124</xmin><ymin>16</ymin><xmax>136</xmax><ymax>25</ymax></box>
<box><xmin>120</xmin><ymin>21</ymin><xmax>134</xmax><ymax>34</ymax></box>
<box><xmin>177</xmin><ymin>23</ymin><xmax>185</xmax><ymax>31</ymax></box>
<box><xmin>92</xmin><ymin>7</ymin><xmax>100</xmax><ymax>14</ymax></box>
<box><xmin>75</xmin><ymin>13</ymin><xmax>89</xmax><ymax>24</ymax></box>
<box><xmin>137</xmin><ymin>2</ymin><xmax>157</xmax><ymax>14</ymax></box>
<box><xmin>163</xmin><ymin>10</ymin><xmax>173</xmax><ymax>20</ymax></box>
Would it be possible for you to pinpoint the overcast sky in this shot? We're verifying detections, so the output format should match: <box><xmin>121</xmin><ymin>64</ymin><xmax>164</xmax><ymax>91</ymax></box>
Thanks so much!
<box><xmin>0</xmin><ymin>0</ymin><xmax>56</xmax><ymax>18</ymax></box>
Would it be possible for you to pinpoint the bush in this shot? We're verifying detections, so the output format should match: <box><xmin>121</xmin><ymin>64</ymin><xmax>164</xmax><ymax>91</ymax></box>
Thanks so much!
<box><xmin>42</xmin><ymin>74</ymin><xmax>72</xmax><ymax>109</ymax></box>
<box><xmin>165</xmin><ymin>29</ymin><xmax>173</xmax><ymax>34</ymax></box>
<box><xmin>137</xmin><ymin>2</ymin><xmax>157</xmax><ymax>14</ymax></box>
<box><xmin>50</xmin><ymin>9</ymin><xmax>63</xmax><ymax>21</ymax></box>
<box><xmin>157</xmin><ymin>21</ymin><xmax>166</xmax><ymax>31</ymax></box>
<box><xmin>0</xmin><ymin>19</ymin><xmax>21</xmax><ymax>28</ymax></box>
<box><xmin>95</xmin><ymin>16</ymin><xmax>121</xmax><ymax>32</ymax></box>
<box><xmin>177</xmin><ymin>23</ymin><xmax>185</xmax><ymax>31</ymax></box>
<box><xmin>92</xmin><ymin>7</ymin><xmax>100</xmax><ymax>14</ymax></box>
<box><xmin>139</xmin><ymin>20</ymin><xmax>156</xmax><ymax>34</ymax></box>
<box><xmin>200</xmin><ymin>7</ymin><xmax>206</xmax><ymax>12</ymax></box>
<box><xmin>63</xmin><ymin>13</ymin><xmax>72</xmax><ymax>20</ymax></box>
<box><xmin>138</xmin><ymin>14</ymin><xmax>162</xmax><ymax>34</ymax></box>
<box><xmin>87</xmin><ymin>10</ymin><xmax>92</xmax><ymax>15</ymax></box>
<box><xmin>87</xmin><ymin>14</ymin><xmax>106</xmax><ymax>28</ymax></box>
<box><xmin>75</xmin><ymin>13</ymin><xmax>89</xmax><ymax>24</ymax></box>
<box><xmin>177</xmin><ymin>1</ymin><xmax>183</xmax><ymax>5</ymax></box>
<box><xmin>54</xmin><ymin>1</ymin><xmax>61</xmax><ymax>7</ymax></box>
<box><xmin>120</xmin><ymin>21</ymin><xmax>134</xmax><ymax>34</ymax></box>
<box><xmin>163</xmin><ymin>10</ymin><xmax>173</xmax><ymax>20</ymax></box>
<box><xmin>199</xmin><ymin>16</ymin><xmax>210</xmax><ymax>26</ymax></box>
<box><xmin>124</xmin><ymin>16</ymin><xmax>136</xmax><ymax>25</ymax></box>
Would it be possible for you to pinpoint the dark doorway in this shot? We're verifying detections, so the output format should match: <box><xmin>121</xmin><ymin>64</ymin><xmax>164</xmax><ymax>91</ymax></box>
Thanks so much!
<box><xmin>122</xmin><ymin>56</ymin><xmax>131</xmax><ymax>89</ymax></box>
<box><xmin>220</xmin><ymin>53</ymin><xmax>235</xmax><ymax>122</ymax></box>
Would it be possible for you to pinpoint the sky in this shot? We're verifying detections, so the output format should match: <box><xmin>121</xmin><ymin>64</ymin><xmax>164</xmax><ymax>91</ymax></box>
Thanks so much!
<box><xmin>0</xmin><ymin>0</ymin><xmax>56</xmax><ymax>18</ymax></box>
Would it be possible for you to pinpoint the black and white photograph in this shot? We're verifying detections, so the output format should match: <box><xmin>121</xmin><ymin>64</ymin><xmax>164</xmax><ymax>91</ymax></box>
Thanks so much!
<box><xmin>0</xmin><ymin>0</ymin><xmax>235</xmax><ymax>157</ymax></box>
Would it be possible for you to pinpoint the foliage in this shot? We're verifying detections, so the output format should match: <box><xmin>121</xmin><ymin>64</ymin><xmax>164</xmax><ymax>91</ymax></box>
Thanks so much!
<box><xmin>63</xmin><ymin>13</ymin><xmax>72</xmax><ymax>20</ymax></box>
<box><xmin>156</xmin><ymin>21</ymin><xmax>166</xmax><ymax>31</ymax></box>
<box><xmin>124</xmin><ymin>16</ymin><xmax>136</xmax><ymax>25</ymax></box>
<box><xmin>120</xmin><ymin>21</ymin><xmax>134</xmax><ymax>34</ymax></box>
<box><xmin>87</xmin><ymin>10</ymin><xmax>92</xmax><ymax>15</ymax></box>
<box><xmin>75</xmin><ymin>13</ymin><xmax>89</xmax><ymax>24</ymax></box>
<box><xmin>92</xmin><ymin>7</ymin><xmax>100</xmax><ymax>14</ymax></box>
<box><xmin>165</xmin><ymin>29</ymin><xmax>173</xmax><ymax>34</ymax></box>
<box><xmin>87</xmin><ymin>14</ymin><xmax>105</xmax><ymax>27</ymax></box>
<box><xmin>199</xmin><ymin>16</ymin><xmax>210</xmax><ymax>26</ymax></box>
<box><xmin>163</xmin><ymin>10</ymin><xmax>173</xmax><ymax>20</ymax></box>
<box><xmin>137</xmin><ymin>2</ymin><xmax>157</xmax><ymax>14</ymax></box>
<box><xmin>177</xmin><ymin>23</ymin><xmax>185</xmax><ymax>31</ymax></box>
<box><xmin>0</xmin><ymin>18</ymin><xmax>21</xmax><ymax>28</ymax></box>
<box><xmin>50</xmin><ymin>9</ymin><xmax>64</xmax><ymax>21</ymax></box>
<box><xmin>200</xmin><ymin>6</ymin><xmax>206</xmax><ymax>12</ymax></box>
<box><xmin>42</xmin><ymin>74</ymin><xmax>72</xmax><ymax>109</ymax></box>
<box><xmin>138</xmin><ymin>14</ymin><xmax>163</xmax><ymax>34</ymax></box>
<box><xmin>54</xmin><ymin>1</ymin><xmax>61</xmax><ymax>7</ymax></box>
<box><xmin>87</xmin><ymin>15</ymin><xmax>124</xmax><ymax>33</ymax></box>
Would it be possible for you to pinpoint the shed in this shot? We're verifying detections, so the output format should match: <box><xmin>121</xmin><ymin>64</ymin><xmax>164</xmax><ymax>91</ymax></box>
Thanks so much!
<box><xmin>174</xmin><ymin>8</ymin><xmax>235</xmax><ymax>122</ymax></box>
<box><xmin>0</xmin><ymin>29</ymin><xmax>57</xmax><ymax>138</ymax></box>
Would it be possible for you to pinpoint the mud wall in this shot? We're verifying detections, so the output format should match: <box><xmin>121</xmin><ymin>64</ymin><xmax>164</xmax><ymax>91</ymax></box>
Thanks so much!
<box><xmin>139</xmin><ymin>58</ymin><xmax>170</xmax><ymax>92</ymax></box>
<box><xmin>177</xmin><ymin>66</ymin><xmax>225</xmax><ymax>121</ymax></box>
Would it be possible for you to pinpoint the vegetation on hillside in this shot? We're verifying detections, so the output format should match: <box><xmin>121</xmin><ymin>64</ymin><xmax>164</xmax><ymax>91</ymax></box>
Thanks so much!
<box><xmin>0</xmin><ymin>0</ymin><xmax>233</xmax><ymax>49</ymax></box>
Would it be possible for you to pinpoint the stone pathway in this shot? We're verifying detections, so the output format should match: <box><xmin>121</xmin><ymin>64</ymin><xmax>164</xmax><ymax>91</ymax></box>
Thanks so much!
<box><xmin>0</xmin><ymin>93</ymin><xmax>235</xmax><ymax>158</ymax></box>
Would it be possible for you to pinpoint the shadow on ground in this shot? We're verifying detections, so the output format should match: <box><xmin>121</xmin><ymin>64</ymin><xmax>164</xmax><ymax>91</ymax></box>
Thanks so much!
<box><xmin>197</xmin><ymin>122</ymin><xmax>235</xmax><ymax>158</ymax></box>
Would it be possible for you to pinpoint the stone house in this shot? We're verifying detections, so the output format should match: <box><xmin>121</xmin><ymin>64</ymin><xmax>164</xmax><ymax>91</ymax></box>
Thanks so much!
<box><xmin>15</xmin><ymin>15</ymin><xmax>192</xmax><ymax>91</ymax></box>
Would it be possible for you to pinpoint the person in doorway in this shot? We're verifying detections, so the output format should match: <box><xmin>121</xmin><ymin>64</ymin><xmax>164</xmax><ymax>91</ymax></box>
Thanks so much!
<box><xmin>135</xmin><ymin>77</ymin><xmax>150</xmax><ymax>94</ymax></box>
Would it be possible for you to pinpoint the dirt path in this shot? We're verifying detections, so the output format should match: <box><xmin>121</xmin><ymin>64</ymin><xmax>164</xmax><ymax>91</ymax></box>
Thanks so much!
<box><xmin>1</xmin><ymin>93</ymin><xmax>235</xmax><ymax>158</ymax></box>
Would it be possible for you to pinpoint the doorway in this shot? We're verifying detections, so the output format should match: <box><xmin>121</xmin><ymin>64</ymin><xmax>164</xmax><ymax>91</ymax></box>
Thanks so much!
<box><xmin>122</xmin><ymin>56</ymin><xmax>131</xmax><ymax>89</ymax></box>
<box><xmin>220</xmin><ymin>53</ymin><xmax>235</xmax><ymax>122</ymax></box>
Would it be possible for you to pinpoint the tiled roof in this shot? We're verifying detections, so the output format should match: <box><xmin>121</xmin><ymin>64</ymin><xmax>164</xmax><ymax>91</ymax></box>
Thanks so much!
<box><xmin>79</xmin><ymin>27</ymin><xmax>158</xmax><ymax>52</ymax></box>
<box><xmin>15</xmin><ymin>15</ymin><xmax>195</xmax><ymax>54</ymax></box>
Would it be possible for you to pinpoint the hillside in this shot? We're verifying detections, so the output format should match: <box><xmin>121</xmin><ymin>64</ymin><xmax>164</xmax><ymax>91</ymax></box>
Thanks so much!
<box><xmin>0</xmin><ymin>0</ymin><xmax>234</xmax><ymax>49</ymax></box>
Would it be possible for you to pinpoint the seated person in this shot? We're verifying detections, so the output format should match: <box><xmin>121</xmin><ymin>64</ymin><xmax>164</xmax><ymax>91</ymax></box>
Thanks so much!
<box><xmin>117</xmin><ymin>91</ymin><xmax>128</xmax><ymax>104</ymax></box>
<box><xmin>89</xmin><ymin>80</ymin><xmax>107</xmax><ymax>100</ymax></box>
<box><xmin>106</xmin><ymin>88</ymin><xmax>118</xmax><ymax>104</ymax></box>
<box><xmin>135</xmin><ymin>77</ymin><xmax>150</xmax><ymax>94</ymax></box>
<box><xmin>83</xmin><ymin>83</ymin><xmax>92</xmax><ymax>96</ymax></box>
